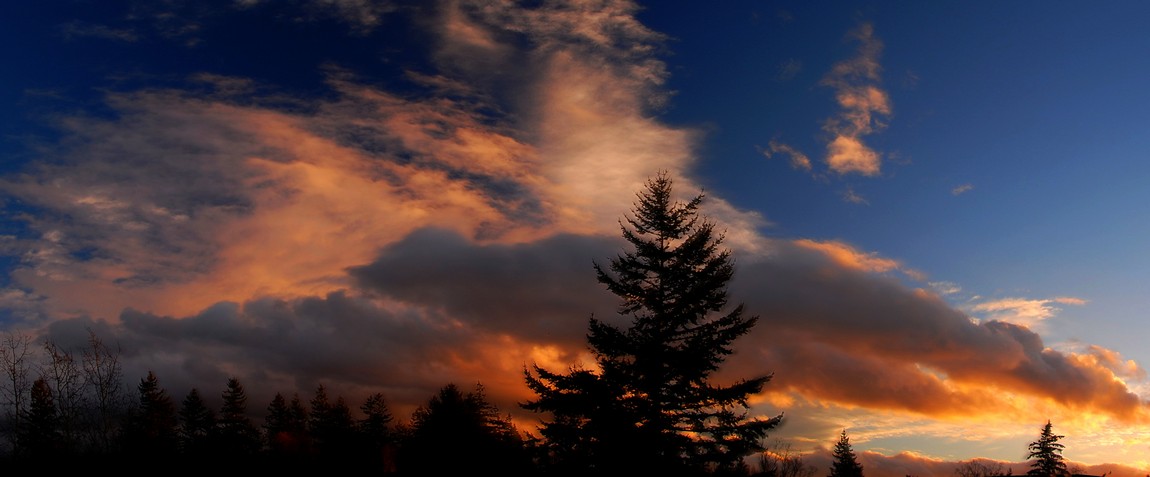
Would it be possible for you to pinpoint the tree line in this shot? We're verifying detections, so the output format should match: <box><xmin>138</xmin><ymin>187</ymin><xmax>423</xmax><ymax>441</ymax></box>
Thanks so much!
<box><xmin>0</xmin><ymin>173</ymin><xmax>1092</xmax><ymax>476</ymax></box>
<box><xmin>2</xmin><ymin>328</ymin><xmax>528</xmax><ymax>473</ymax></box>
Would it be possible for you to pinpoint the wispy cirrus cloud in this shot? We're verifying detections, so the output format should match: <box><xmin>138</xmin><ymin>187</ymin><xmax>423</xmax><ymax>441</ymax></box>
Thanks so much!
<box><xmin>841</xmin><ymin>187</ymin><xmax>869</xmax><ymax>205</ymax></box>
<box><xmin>968</xmin><ymin>296</ymin><xmax>1087</xmax><ymax>328</ymax></box>
<box><xmin>58</xmin><ymin>21</ymin><xmax>139</xmax><ymax>42</ymax></box>
<box><xmin>763</xmin><ymin>139</ymin><xmax>813</xmax><ymax>171</ymax></box>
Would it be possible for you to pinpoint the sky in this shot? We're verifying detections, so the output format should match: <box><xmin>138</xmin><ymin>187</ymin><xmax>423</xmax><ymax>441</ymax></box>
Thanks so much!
<box><xmin>2</xmin><ymin>0</ymin><xmax>1150</xmax><ymax>475</ymax></box>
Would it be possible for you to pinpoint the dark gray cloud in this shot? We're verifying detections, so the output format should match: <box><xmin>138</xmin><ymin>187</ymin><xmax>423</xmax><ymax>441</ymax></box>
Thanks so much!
<box><xmin>349</xmin><ymin>227</ymin><xmax>621</xmax><ymax>344</ymax></box>
<box><xmin>725</xmin><ymin>240</ymin><xmax>1148</xmax><ymax>421</ymax></box>
<box><xmin>32</xmin><ymin>227</ymin><xmax>627</xmax><ymax>422</ymax></box>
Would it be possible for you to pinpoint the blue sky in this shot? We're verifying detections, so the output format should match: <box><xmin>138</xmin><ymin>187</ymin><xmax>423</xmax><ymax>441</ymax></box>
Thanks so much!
<box><xmin>645</xmin><ymin>1</ymin><xmax>1150</xmax><ymax>358</ymax></box>
<box><xmin>3</xmin><ymin>1</ymin><xmax>1150</xmax><ymax>475</ymax></box>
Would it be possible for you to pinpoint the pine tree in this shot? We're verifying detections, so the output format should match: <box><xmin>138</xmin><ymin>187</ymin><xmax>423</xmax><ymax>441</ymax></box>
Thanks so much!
<box><xmin>263</xmin><ymin>392</ymin><xmax>311</xmax><ymax>470</ymax></box>
<box><xmin>178</xmin><ymin>388</ymin><xmax>216</xmax><ymax>458</ymax></box>
<box><xmin>399</xmin><ymin>383</ymin><xmax>529</xmax><ymax>476</ymax></box>
<box><xmin>359</xmin><ymin>392</ymin><xmax>395</xmax><ymax>472</ymax></box>
<box><xmin>523</xmin><ymin>171</ymin><xmax>781</xmax><ymax>475</ymax></box>
<box><xmin>359</xmin><ymin>392</ymin><xmax>393</xmax><ymax>447</ymax></box>
<box><xmin>829</xmin><ymin>429</ymin><xmax>864</xmax><ymax>477</ymax></box>
<box><xmin>122</xmin><ymin>371</ymin><xmax>178</xmax><ymax>458</ymax></box>
<box><xmin>308</xmin><ymin>384</ymin><xmax>357</xmax><ymax>465</ymax></box>
<box><xmin>216</xmin><ymin>377</ymin><xmax>261</xmax><ymax>459</ymax></box>
<box><xmin>1026</xmin><ymin>421</ymin><xmax>1068</xmax><ymax>477</ymax></box>
<box><xmin>18</xmin><ymin>378</ymin><xmax>61</xmax><ymax>460</ymax></box>
<box><xmin>264</xmin><ymin>392</ymin><xmax>296</xmax><ymax>455</ymax></box>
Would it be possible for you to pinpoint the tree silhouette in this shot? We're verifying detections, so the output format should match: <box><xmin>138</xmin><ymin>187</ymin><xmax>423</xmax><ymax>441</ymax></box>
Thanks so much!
<box><xmin>358</xmin><ymin>392</ymin><xmax>395</xmax><ymax>472</ymax></box>
<box><xmin>122</xmin><ymin>371</ymin><xmax>178</xmax><ymax>459</ymax></box>
<box><xmin>308</xmin><ymin>384</ymin><xmax>357</xmax><ymax>467</ymax></box>
<box><xmin>178</xmin><ymin>388</ymin><xmax>215</xmax><ymax>459</ymax></box>
<box><xmin>829</xmin><ymin>429</ymin><xmax>864</xmax><ymax>477</ymax></box>
<box><xmin>399</xmin><ymin>383</ymin><xmax>529</xmax><ymax>476</ymax></box>
<box><xmin>758</xmin><ymin>439</ymin><xmax>817</xmax><ymax>477</ymax></box>
<box><xmin>81</xmin><ymin>329</ymin><xmax>127</xmax><ymax>455</ymax></box>
<box><xmin>523</xmin><ymin>171</ymin><xmax>781</xmax><ymax>475</ymax></box>
<box><xmin>265</xmin><ymin>392</ymin><xmax>302</xmax><ymax>456</ymax></box>
<box><xmin>17</xmin><ymin>378</ymin><xmax>60</xmax><ymax>460</ymax></box>
<box><xmin>41</xmin><ymin>340</ymin><xmax>83</xmax><ymax>453</ymax></box>
<box><xmin>1026</xmin><ymin>421</ymin><xmax>1068</xmax><ymax>477</ymax></box>
<box><xmin>955</xmin><ymin>459</ymin><xmax>1011</xmax><ymax>477</ymax></box>
<box><xmin>1</xmin><ymin>332</ymin><xmax>34</xmax><ymax>456</ymax></box>
<box><xmin>215</xmin><ymin>377</ymin><xmax>261</xmax><ymax>459</ymax></box>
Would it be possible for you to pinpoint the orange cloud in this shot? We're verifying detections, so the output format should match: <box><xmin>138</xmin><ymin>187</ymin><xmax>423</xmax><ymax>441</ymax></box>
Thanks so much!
<box><xmin>722</xmin><ymin>239</ymin><xmax>1150</xmax><ymax>429</ymax></box>
<box><xmin>827</xmin><ymin>136</ymin><xmax>882</xmax><ymax>176</ymax></box>
<box><xmin>820</xmin><ymin>23</ymin><xmax>890</xmax><ymax>177</ymax></box>
<box><xmin>793</xmin><ymin>238</ymin><xmax>902</xmax><ymax>273</ymax></box>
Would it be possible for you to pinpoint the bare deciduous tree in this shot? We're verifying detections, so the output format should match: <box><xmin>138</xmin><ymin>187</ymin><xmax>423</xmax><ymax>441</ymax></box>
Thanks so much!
<box><xmin>759</xmin><ymin>439</ymin><xmax>817</xmax><ymax>477</ymax></box>
<box><xmin>42</xmin><ymin>340</ymin><xmax>84</xmax><ymax>450</ymax></box>
<box><xmin>0</xmin><ymin>332</ymin><xmax>34</xmax><ymax>454</ymax></box>
<box><xmin>955</xmin><ymin>459</ymin><xmax>1011</xmax><ymax>477</ymax></box>
<box><xmin>81</xmin><ymin>329</ymin><xmax>126</xmax><ymax>453</ymax></box>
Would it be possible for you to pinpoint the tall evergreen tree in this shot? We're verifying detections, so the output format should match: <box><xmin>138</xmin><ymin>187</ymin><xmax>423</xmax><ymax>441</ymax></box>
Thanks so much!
<box><xmin>265</xmin><ymin>392</ymin><xmax>299</xmax><ymax>456</ymax></box>
<box><xmin>263</xmin><ymin>391</ymin><xmax>313</xmax><ymax>470</ymax></box>
<box><xmin>18</xmin><ymin>378</ymin><xmax>61</xmax><ymax>460</ymax></box>
<box><xmin>1026</xmin><ymin>421</ymin><xmax>1068</xmax><ymax>477</ymax></box>
<box><xmin>178</xmin><ymin>388</ymin><xmax>216</xmax><ymax>458</ymax></box>
<box><xmin>288</xmin><ymin>393</ymin><xmax>309</xmax><ymax>447</ymax></box>
<box><xmin>215</xmin><ymin>377</ymin><xmax>261</xmax><ymax>459</ymax></box>
<box><xmin>828</xmin><ymin>429</ymin><xmax>864</xmax><ymax>477</ymax></box>
<box><xmin>122</xmin><ymin>371</ymin><xmax>178</xmax><ymax>459</ymax></box>
<box><xmin>523</xmin><ymin>171</ymin><xmax>781</xmax><ymax>475</ymax></box>
<box><xmin>359</xmin><ymin>392</ymin><xmax>395</xmax><ymax>472</ymax></box>
<box><xmin>359</xmin><ymin>392</ymin><xmax>393</xmax><ymax>448</ymax></box>
<box><xmin>308</xmin><ymin>384</ymin><xmax>357</xmax><ymax>466</ymax></box>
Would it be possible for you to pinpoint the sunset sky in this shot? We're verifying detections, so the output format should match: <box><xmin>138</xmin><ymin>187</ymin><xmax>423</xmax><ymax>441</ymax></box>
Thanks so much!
<box><xmin>3</xmin><ymin>1</ymin><xmax>1150</xmax><ymax>475</ymax></box>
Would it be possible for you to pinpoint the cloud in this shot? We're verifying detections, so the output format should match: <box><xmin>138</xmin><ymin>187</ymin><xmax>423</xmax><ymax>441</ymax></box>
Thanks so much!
<box><xmin>725</xmin><ymin>239</ymin><xmax>1148</xmax><ymax>425</ymax></box>
<box><xmin>820</xmin><ymin>23</ymin><xmax>890</xmax><ymax>177</ymax></box>
<box><xmin>348</xmin><ymin>228</ymin><xmax>621</xmax><ymax>346</ymax></box>
<box><xmin>776</xmin><ymin>58</ymin><xmax>802</xmax><ymax>82</ymax></box>
<box><xmin>24</xmin><ymin>227</ymin><xmax>625</xmax><ymax>429</ymax></box>
<box><xmin>929</xmin><ymin>281</ymin><xmax>962</xmax><ymax>296</ymax></box>
<box><xmin>827</xmin><ymin>136</ymin><xmax>882</xmax><ymax>176</ymax></box>
<box><xmin>307</xmin><ymin>0</ymin><xmax>397</xmax><ymax>32</ymax></box>
<box><xmin>58</xmin><ymin>22</ymin><xmax>139</xmax><ymax>42</ymax></box>
<box><xmin>841</xmin><ymin>186</ymin><xmax>869</xmax><ymax>205</ymax></box>
<box><xmin>792</xmin><ymin>239</ymin><xmax>901</xmax><ymax>274</ymax></box>
<box><xmin>1</xmin><ymin>80</ymin><xmax>545</xmax><ymax>321</ymax></box>
<box><xmin>967</xmin><ymin>296</ymin><xmax>1086</xmax><ymax>328</ymax></box>
<box><xmin>764</xmin><ymin>139</ymin><xmax>812</xmax><ymax>171</ymax></box>
<box><xmin>952</xmin><ymin>183</ymin><xmax>974</xmax><ymax>195</ymax></box>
